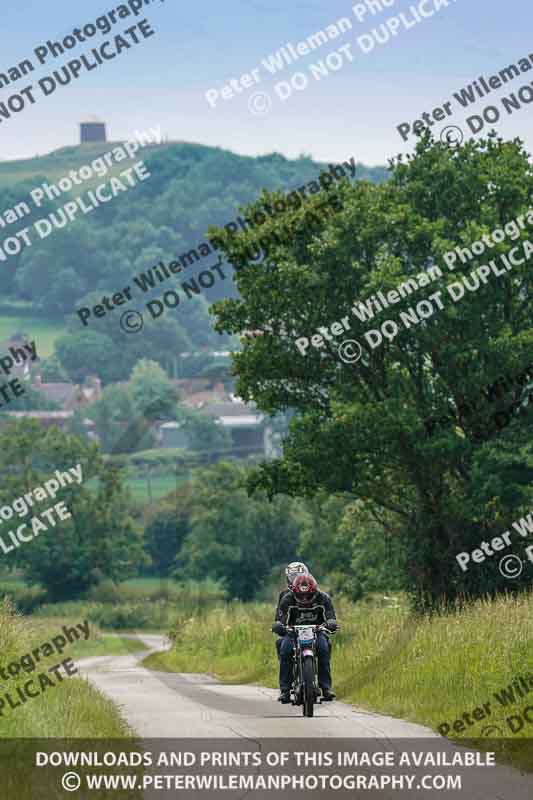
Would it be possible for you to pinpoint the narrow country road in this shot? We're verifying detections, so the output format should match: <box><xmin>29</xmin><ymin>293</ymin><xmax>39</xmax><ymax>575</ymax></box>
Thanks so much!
<box><xmin>78</xmin><ymin>634</ymin><xmax>434</xmax><ymax>738</ymax></box>
<box><xmin>77</xmin><ymin>634</ymin><xmax>533</xmax><ymax>799</ymax></box>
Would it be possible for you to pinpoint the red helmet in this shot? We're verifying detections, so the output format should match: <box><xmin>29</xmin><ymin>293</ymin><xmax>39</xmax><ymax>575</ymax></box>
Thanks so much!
<box><xmin>292</xmin><ymin>574</ymin><xmax>318</xmax><ymax>605</ymax></box>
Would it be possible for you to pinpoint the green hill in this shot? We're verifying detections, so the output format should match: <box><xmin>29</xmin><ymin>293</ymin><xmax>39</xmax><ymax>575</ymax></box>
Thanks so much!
<box><xmin>0</xmin><ymin>141</ymin><xmax>388</xmax><ymax>376</ymax></box>
<box><xmin>0</xmin><ymin>140</ymin><xmax>387</xmax><ymax>192</ymax></box>
<box><xmin>1</xmin><ymin>141</ymin><xmax>388</xmax><ymax>316</ymax></box>
<box><xmin>0</xmin><ymin>141</ymin><xmax>162</xmax><ymax>189</ymax></box>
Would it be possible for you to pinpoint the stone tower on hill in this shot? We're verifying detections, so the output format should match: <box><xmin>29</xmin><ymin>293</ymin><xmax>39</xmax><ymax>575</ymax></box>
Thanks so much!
<box><xmin>80</xmin><ymin>117</ymin><xmax>107</xmax><ymax>144</ymax></box>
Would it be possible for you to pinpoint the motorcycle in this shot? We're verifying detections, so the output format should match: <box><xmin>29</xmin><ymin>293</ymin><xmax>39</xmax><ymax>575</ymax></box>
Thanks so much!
<box><xmin>288</xmin><ymin>624</ymin><xmax>331</xmax><ymax>717</ymax></box>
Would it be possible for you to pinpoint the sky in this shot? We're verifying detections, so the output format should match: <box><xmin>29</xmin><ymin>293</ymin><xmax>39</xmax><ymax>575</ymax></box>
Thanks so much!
<box><xmin>1</xmin><ymin>0</ymin><xmax>532</xmax><ymax>166</ymax></box>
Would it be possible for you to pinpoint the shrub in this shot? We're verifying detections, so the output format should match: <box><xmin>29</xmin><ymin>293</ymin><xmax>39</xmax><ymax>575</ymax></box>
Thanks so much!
<box><xmin>86</xmin><ymin>580</ymin><xmax>124</xmax><ymax>604</ymax></box>
<box><xmin>1</xmin><ymin>585</ymin><xmax>48</xmax><ymax>614</ymax></box>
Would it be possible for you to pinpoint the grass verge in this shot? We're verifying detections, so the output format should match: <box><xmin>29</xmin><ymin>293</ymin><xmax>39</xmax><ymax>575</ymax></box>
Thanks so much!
<box><xmin>0</xmin><ymin>600</ymin><xmax>150</xmax><ymax>800</ymax></box>
<box><xmin>85</xmin><ymin>468</ymin><xmax>189</xmax><ymax>504</ymax></box>
<box><xmin>0</xmin><ymin>601</ymin><xmax>147</xmax><ymax>797</ymax></box>
<box><xmin>0</xmin><ymin>600</ymin><xmax>135</xmax><ymax>738</ymax></box>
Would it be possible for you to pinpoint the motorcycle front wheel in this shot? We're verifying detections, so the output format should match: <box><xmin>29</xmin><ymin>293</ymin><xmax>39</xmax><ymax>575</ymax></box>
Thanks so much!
<box><xmin>302</xmin><ymin>657</ymin><xmax>315</xmax><ymax>717</ymax></box>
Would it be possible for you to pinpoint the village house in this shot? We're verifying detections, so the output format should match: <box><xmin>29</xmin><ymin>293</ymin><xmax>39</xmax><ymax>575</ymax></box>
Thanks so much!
<box><xmin>32</xmin><ymin>374</ymin><xmax>102</xmax><ymax>410</ymax></box>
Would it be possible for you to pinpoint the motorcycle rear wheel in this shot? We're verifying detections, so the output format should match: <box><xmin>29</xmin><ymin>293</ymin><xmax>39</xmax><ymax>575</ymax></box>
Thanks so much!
<box><xmin>302</xmin><ymin>658</ymin><xmax>315</xmax><ymax>717</ymax></box>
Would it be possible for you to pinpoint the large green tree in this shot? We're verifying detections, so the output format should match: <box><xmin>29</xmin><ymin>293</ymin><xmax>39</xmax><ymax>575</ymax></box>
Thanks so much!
<box><xmin>85</xmin><ymin>383</ymin><xmax>139</xmax><ymax>453</ymax></box>
<box><xmin>85</xmin><ymin>362</ymin><xmax>178</xmax><ymax>453</ymax></box>
<box><xmin>129</xmin><ymin>359</ymin><xmax>178</xmax><ymax>419</ymax></box>
<box><xmin>55</xmin><ymin>330</ymin><xmax>124</xmax><ymax>384</ymax></box>
<box><xmin>211</xmin><ymin>133</ymin><xmax>533</xmax><ymax>607</ymax></box>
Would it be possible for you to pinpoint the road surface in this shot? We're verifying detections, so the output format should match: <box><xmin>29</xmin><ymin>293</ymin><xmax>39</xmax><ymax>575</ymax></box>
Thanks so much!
<box><xmin>77</xmin><ymin>634</ymin><xmax>533</xmax><ymax>799</ymax></box>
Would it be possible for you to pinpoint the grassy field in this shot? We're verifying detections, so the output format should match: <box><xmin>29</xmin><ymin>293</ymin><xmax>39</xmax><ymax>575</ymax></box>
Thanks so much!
<box><xmin>122</xmin><ymin>473</ymin><xmax>185</xmax><ymax>503</ymax></box>
<box><xmin>145</xmin><ymin>592</ymin><xmax>533</xmax><ymax>770</ymax></box>
<box><xmin>0</xmin><ymin>574</ymin><xmax>25</xmax><ymax>590</ymax></box>
<box><xmin>0</xmin><ymin>316</ymin><xmax>65</xmax><ymax>358</ymax></box>
<box><xmin>84</xmin><ymin>469</ymin><xmax>189</xmax><ymax>504</ymax></box>
<box><xmin>0</xmin><ymin>575</ymin><xmax>187</xmax><ymax>600</ymax></box>
<box><xmin>112</xmin><ymin>577</ymin><xmax>181</xmax><ymax>593</ymax></box>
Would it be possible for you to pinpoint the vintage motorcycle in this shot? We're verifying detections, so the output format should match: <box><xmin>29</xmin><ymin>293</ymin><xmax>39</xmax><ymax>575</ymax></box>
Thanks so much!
<box><xmin>283</xmin><ymin>624</ymin><xmax>333</xmax><ymax>717</ymax></box>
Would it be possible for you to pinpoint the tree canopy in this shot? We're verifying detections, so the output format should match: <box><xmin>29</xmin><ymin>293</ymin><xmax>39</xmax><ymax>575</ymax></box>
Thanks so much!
<box><xmin>211</xmin><ymin>133</ymin><xmax>533</xmax><ymax>606</ymax></box>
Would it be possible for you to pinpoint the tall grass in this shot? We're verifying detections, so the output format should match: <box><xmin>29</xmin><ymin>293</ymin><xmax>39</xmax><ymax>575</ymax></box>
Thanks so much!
<box><xmin>0</xmin><ymin>607</ymin><xmax>146</xmax><ymax>798</ymax></box>
<box><xmin>0</xmin><ymin>598</ymin><xmax>132</xmax><ymax>739</ymax></box>
<box><xmin>144</xmin><ymin>596</ymin><xmax>412</xmax><ymax>689</ymax></box>
<box><xmin>0</xmin><ymin>601</ymin><xmax>148</xmax><ymax>797</ymax></box>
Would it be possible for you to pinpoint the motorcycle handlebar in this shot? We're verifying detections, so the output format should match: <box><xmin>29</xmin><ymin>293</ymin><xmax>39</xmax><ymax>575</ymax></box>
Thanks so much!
<box><xmin>282</xmin><ymin>624</ymin><xmax>337</xmax><ymax>634</ymax></box>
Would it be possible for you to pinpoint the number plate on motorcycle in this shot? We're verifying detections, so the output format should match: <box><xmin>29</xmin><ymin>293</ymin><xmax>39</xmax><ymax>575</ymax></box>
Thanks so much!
<box><xmin>297</xmin><ymin>627</ymin><xmax>314</xmax><ymax>642</ymax></box>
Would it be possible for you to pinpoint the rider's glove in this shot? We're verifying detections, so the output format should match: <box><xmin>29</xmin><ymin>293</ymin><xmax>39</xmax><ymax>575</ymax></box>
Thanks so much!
<box><xmin>325</xmin><ymin>619</ymin><xmax>338</xmax><ymax>632</ymax></box>
<box><xmin>272</xmin><ymin>621</ymin><xmax>286</xmax><ymax>636</ymax></box>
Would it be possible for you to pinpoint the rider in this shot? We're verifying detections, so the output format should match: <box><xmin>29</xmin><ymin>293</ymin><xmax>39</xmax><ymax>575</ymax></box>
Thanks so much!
<box><xmin>274</xmin><ymin>562</ymin><xmax>309</xmax><ymax>659</ymax></box>
<box><xmin>272</xmin><ymin>573</ymin><xmax>338</xmax><ymax>703</ymax></box>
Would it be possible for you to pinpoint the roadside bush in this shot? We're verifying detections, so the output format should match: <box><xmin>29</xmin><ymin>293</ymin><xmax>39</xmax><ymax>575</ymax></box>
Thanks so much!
<box><xmin>1</xmin><ymin>585</ymin><xmax>48</xmax><ymax>614</ymax></box>
<box><xmin>86</xmin><ymin>580</ymin><xmax>124</xmax><ymax>604</ymax></box>
<box><xmin>95</xmin><ymin>602</ymin><xmax>156</xmax><ymax>629</ymax></box>
<box><xmin>35</xmin><ymin>599</ymin><xmax>163</xmax><ymax>629</ymax></box>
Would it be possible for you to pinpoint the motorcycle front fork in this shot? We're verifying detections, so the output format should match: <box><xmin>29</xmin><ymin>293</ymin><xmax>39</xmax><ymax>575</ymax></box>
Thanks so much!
<box><xmin>292</xmin><ymin>654</ymin><xmax>321</xmax><ymax>704</ymax></box>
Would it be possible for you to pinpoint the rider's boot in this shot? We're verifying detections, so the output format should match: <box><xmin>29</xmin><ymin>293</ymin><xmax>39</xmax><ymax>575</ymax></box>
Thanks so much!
<box><xmin>278</xmin><ymin>689</ymin><xmax>291</xmax><ymax>703</ymax></box>
<box><xmin>321</xmin><ymin>688</ymin><xmax>336</xmax><ymax>701</ymax></box>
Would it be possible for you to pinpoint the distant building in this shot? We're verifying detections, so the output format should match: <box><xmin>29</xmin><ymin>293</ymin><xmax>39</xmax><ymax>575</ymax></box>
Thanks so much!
<box><xmin>32</xmin><ymin>374</ymin><xmax>102</xmax><ymax>410</ymax></box>
<box><xmin>0</xmin><ymin>334</ymin><xmax>38</xmax><ymax>383</ymax></box>
<box><xmin>201</xmin><ymin>401</ymin><xmax>274</xmax><ymax>459</ymax></box>
<box><xmin>167</xmin><ymin>375</ymin><xmax>274</xmax><ymax>458</ymax></box>
<box><xmin>174</xmin><ymin>380</ymin><xmax>227</xmax><ymax>410</ymax></box>
<box><xmin>80</xmin><ymin>118</ymin><xmax>107</xmax><ymax>144</ymax></box>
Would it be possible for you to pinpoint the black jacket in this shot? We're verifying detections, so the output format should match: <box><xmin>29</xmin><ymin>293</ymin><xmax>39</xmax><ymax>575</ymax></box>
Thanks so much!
<box><xmin>275</xmin><ymin>587</ymin><xmax>334</xmax><ymax>617</ymax></box>
<box><xmin>275</xmin><ymin>590</ymin><xmax>336</xmax><ymax>628</ymax></box>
